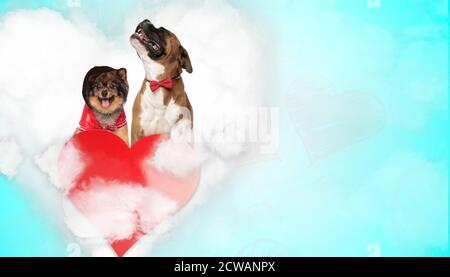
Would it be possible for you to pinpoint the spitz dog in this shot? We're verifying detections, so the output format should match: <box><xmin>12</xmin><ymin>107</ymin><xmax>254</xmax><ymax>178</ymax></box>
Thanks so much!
<box><xmin>75</xmin><ymin>66</ymin><xmax>129</xmax><ymax>145</ymax></box>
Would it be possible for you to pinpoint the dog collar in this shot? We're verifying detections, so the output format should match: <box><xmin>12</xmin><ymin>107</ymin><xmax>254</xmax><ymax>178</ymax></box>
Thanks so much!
<box><xmin>147</xmin><ymin>75</ymin><xmax>180</xmax><ymax>92</ymax></box>
<box><xmin>79</xmin><ymin>104</ymin><xmax>127</xmax><ymax>132</ymax></box>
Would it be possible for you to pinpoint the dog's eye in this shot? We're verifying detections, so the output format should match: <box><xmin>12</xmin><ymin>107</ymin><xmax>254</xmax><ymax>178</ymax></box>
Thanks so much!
<box><xmin>109</xmin><ymin>83</ymin><xmax>117</xmax><ymax>89</ymax></box>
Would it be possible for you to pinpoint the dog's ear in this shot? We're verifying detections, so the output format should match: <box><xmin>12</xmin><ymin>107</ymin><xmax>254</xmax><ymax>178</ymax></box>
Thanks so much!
<box><xmin>117</xmin><ymin>68</ymin><xmax>127</xmax><ymax>81</ymax></box>
<box><xmin>82</xmin><ymin>70</ymin><xmax>96</xmax><ymax>103</ymax></box>
<box><xmin>116</xmin><ymin>68</ymin><xmax>129</xmax><ymax>101</ymax></box>
<box><xmin>179</xmin><ymin>45</ymin><xmax>193</xmax><ymax>73</ymax></box>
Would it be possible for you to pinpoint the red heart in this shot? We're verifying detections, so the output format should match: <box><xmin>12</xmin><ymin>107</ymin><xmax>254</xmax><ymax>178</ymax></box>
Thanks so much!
<box><xmin>58</xmin><ymin>130</ymin><xmax>200</xmax><ymax>256</ymax></box>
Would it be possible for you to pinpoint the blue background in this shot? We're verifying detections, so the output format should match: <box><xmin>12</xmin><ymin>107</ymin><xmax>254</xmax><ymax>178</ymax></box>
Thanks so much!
<box><xmin>0</xmin><ymin>0</ymin><xmax>448</xmax><ymax>256</ymax></box>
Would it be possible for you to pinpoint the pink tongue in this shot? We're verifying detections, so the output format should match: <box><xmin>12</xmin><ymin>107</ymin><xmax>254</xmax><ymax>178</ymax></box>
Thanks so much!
<box><xmin>101</xmin><ymin>99</ymin><xmax>110</xmax><ymax>108</ymax></box>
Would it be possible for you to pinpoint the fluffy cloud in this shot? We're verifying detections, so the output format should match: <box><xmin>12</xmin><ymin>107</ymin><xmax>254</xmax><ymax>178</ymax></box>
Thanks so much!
<box><xmin>0</xmin><ymin>137</ymin><xmax>23</xmax><ymax>178</ymax></box>
<box><xmin>69</xmin><ymin>179</ymin><xmax>178</xmax><ymax>242</ymax></box>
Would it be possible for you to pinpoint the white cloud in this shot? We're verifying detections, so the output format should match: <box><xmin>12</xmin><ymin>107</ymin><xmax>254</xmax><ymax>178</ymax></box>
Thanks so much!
<box><xmin>35</xmin><ymin>141</ymin><xmax>85</xmax><ymax>192</ymax></box>
<box><xmin>0</xmin><ymin>137</ymin><xmax>23</xmax><ymax>178</ymax></box>
<box><xmin>149</xmin><ymin>138</ymin><xmax>203</xmax><ymax>178</ymax></box>
<box><xmin>69</xmin><ymin>179</ymin><xmax>178</xmax><ymax>242</ymax></box>
<box><xmin>34</xmin><ymin>143</ymin><xmax>65</xmax><ymax>189</ymax></box>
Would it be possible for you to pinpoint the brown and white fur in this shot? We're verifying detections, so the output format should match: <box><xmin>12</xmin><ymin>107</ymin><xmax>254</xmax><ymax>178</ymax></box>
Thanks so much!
<box><xmin>130</xmin><ymin>19</ymin><xmax>193</xmax><ymax>145</ymax></box>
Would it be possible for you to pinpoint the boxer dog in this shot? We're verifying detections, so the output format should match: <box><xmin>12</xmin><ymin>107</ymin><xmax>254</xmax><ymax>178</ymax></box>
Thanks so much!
<box><xmin>130</xmin><ymin>19</ymin><xmax>193</xmax><ymax>145</ymax></box>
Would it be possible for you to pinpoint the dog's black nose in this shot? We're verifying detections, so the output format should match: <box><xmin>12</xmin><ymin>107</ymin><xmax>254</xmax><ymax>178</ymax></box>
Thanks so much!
<box><xmin>101</xmin><ymin>91</ymin><xmax>108</xmax><ymax>98</ymax></box>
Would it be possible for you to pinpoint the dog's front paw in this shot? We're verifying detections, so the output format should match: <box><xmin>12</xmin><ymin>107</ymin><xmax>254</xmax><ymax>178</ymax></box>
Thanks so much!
<box><xmin>155</xmin><ymin>118</ymin><xmax>171</xmax><ymax>133</ymax></box>
<box><xmin>171</xmin><ymin>119</ymin><xmax>193</xmax><ymax>143</ymax></box>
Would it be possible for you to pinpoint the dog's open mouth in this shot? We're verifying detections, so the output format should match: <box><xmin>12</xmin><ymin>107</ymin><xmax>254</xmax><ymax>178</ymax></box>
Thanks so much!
<box><xmin>135</xmin><ymin>28</ymin><xmax>162</xmax><ymax>53</ymax></box>
<box><xmin>99</xmin><ymin>96</ymin><xmax>114</xmax><ymax>108</ymax></box>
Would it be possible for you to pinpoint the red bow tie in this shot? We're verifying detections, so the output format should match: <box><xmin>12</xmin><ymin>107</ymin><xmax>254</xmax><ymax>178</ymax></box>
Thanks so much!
<box><xmin>148</xmin><ymin>77</ymin><xmax>173</xmax><ymax>92</ymax></box>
